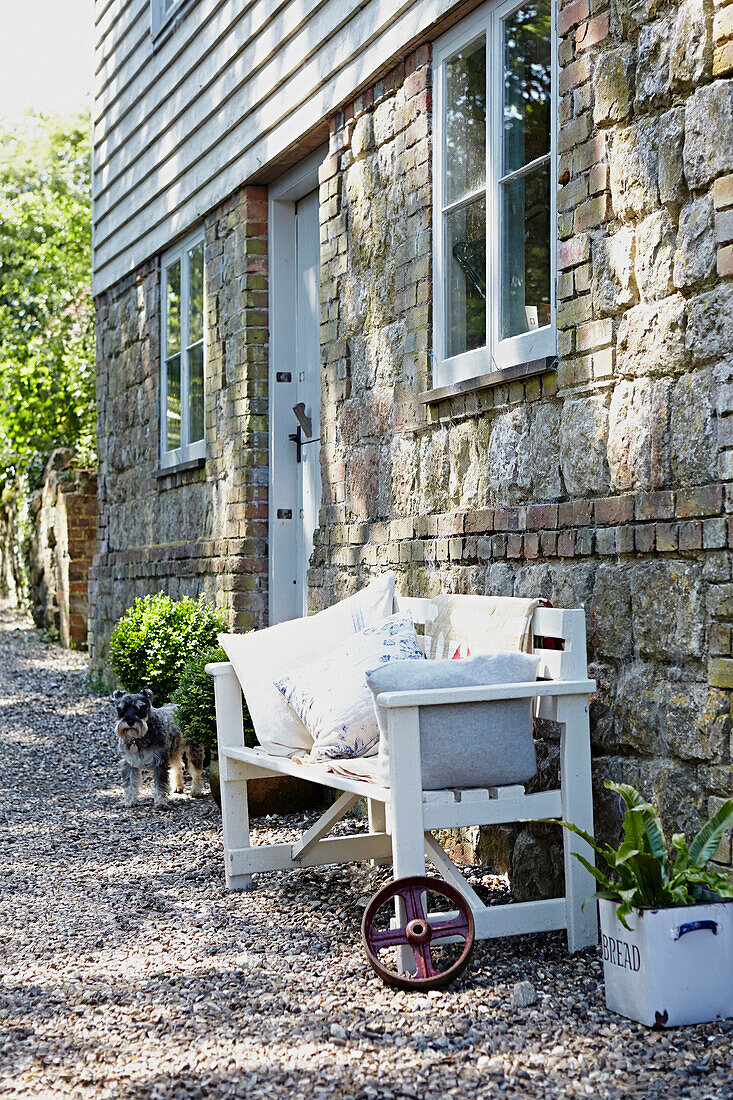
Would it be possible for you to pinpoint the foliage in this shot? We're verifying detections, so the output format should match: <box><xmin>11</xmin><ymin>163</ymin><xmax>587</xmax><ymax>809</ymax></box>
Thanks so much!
<box><xmin>559</xmin><ymin>782</ymin><xmax>733</xmax><ymax>929</ymax></box>
<box><xmin>109</xmin><ymin>594</ymin><xmax>227</xmax><ymax>704</ymax></box>
<box><xmin>171</xmin><ymin>644</ymin><xmax>256</xmax><ymax>757</ymax></box>
<box><xmin>0</xmin><ymin>113</ymin><xmax>95</xmax><ymax>488</ymax></box>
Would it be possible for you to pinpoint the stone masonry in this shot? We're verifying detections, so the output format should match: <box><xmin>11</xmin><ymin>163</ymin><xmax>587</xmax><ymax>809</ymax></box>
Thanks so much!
<box><xmin>92</xmin><ymin>4</ymin><xmax>733</xmax><ymax>881</ymax></box>
<box><xmin>29</xmin><ymin>449</ymin><xmax>97</xmax><ymax>648</ymax></box>
<box><xmin>89</xmin><ymin>186</ymin><xmax>269</xmax><ymax>677</ymax></box>
<box><xmin>313</xmin><ymin>24</ymin><xmax>733</xmax><ymax>880</ymax></box>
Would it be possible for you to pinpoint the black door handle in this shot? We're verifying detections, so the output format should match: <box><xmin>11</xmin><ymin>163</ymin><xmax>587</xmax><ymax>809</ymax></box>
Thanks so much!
<box><xmin>288</xmin><ymin>426</ymin><xmax>303</xmax><ymax>463</ymax></box>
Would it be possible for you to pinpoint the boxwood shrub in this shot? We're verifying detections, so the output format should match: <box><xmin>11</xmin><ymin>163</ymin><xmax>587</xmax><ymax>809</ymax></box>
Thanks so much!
<box><xmin>171</xmin><ymin>644</ymin><xmax>257</xmax><ymax>757</ymax></box>
<box><xmin>109</xmin><ymin>593</ymin><xmax>226</xmax><ymax>703</ymax></box>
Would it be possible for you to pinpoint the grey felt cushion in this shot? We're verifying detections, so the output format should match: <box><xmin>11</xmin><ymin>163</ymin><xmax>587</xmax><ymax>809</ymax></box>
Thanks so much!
<box><xmin>365</xmin><ymin>653</ymin><xmax>539</xmax><ymax>790</ymax></box>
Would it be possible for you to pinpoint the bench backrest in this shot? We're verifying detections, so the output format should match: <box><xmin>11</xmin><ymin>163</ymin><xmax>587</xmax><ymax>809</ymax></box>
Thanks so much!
<box><xmin>394</xmin><ymin>595</ymin><xmax>588</xmax><ymax>682</ymax></box>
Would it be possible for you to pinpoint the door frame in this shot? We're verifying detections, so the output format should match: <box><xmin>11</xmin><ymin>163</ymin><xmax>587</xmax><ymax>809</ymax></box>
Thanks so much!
<box><xmin>268</xmin><ymin>147</ymin><xmax>327</xmax><ymax>625</ymax></box>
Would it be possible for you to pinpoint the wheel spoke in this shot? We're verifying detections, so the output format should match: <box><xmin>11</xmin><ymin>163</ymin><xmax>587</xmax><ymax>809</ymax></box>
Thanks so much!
<box><xmin>430</xmin><ymin>914</ymin><xmax>471</xmax><ymax>940</ymax></box>
<box><xmin>412</xmin><ymin>941</ymin><xmax>435</xmax><ymax>980</ymax></box>
<box><xmin>398</xmin><ymin>885</ymin><xmax>426</xmax><ymax>924</ymax></box>
<box><xmin>368</xmin><ymin>926</ymin><xmax>409</xmax><ymax>949</ymax></box>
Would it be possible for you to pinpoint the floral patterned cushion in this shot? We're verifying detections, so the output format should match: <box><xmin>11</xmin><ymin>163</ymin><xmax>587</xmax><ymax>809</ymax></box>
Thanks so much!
<box><xmin>219</xmin><ymin>571</ymin><xmax>395</xmax><ymax>757</ymax></box>
<box><xmin>274</xmin><ymin>614</ymin><xmax>424</xmax><ymax>761</ymax></box>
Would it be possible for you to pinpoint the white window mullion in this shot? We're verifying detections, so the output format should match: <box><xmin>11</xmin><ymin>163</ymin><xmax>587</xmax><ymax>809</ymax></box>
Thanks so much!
<box><xmin>180</xmin><ymin>249</ymin><xmax>191</xmax><ymax>451</ymax></box>
<box><xmin>486</xmin><ymin>13</ymin><xmax>496</xmax><ymax>375</ymax></box>
<box><xmin>442</xmin><ymin>184</ymin><xmax>490</xmax><ymax>217</ymax></box>
<box><xmin>550</xmin><ymin>0</ymin><xmax>559</xmax><ymax>340</ymax></box>
<box><xmin>435</xmin><ymin>53</ymin><xmax>446</xmax><ymax>373</ymax></box>
<box><xmin>160</xmin><ymin>261</ymin><xmax>169</xmax><ymax>457</ymax></box>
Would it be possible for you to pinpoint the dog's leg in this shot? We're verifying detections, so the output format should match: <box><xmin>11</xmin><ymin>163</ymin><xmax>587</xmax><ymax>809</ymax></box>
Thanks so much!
<box><xmin>121</xmin><ymin>760</ymin><xmax>142</xmax><ymax>807</ymax></box>
<box><xmin>152</xmin><ymin>755</ymin><xmax>170</xmax><ymax>808</ymax></box>
<box><xmin>170</xmin><ymin>748</ymin><xmax>185</xmax><ymax>794</ymax></box>
<box><xmin>186</xmin><ymin>742</ymin><xmax>206</xmax><ymax>798</ymax></box>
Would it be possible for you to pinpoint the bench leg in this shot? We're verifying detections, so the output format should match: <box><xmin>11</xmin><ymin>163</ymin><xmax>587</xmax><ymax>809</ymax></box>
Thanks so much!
<box><xmin>387</xmin><ymin>706</ymin><xmax>427</xmax><ymax>973</ymax></box>
<box><xmin>222</xmin><ymin>766</ymin><xmax>255</xmax><ymax>892</ymax></box>
<box><xmin>558</xmin><ymin>695</ymin><xmax>598</xmax><ymax>951</ymax></box>
<box><xmin>214</xmin><ymin>668</ymin><xmax>256</xmax><ymax>891</ymax></box>
<box><xmin>367</xmin><ymin>798</ymin><xmax>390</xmax><ymax>868</ymax></box>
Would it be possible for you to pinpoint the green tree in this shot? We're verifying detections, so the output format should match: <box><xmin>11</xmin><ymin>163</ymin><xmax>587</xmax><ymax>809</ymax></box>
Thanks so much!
<box><xmin>0</xmin><ymin>113</ymin><xmax>95</xmax><ymax>486</ymax></box>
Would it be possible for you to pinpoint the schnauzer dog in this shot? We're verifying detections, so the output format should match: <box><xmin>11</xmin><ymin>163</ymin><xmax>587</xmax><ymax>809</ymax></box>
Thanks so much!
<box><xmin>113</xmin><ymin>689</ymin><xmax>206</xmax><ymax>807</ymax></box>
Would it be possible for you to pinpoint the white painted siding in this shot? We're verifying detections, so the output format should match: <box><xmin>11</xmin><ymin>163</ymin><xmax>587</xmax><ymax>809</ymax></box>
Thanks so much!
<box><xmin>92</xmin><ymin>0</ymin><xmax>476</xmax><ymax>294</ymax></box>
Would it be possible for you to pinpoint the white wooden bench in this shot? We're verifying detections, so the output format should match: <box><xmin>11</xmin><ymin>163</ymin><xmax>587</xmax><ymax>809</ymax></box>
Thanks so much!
<box><xmin>207</xmin><ymin>596</ymin><xmax>598</xmax><ymax>953</ymax></box>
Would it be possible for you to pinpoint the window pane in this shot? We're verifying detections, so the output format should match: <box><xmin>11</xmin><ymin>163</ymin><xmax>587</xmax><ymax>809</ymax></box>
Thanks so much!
<box><xmin>188</xmin><ymin>243</ymin><xmax>204</xmax><ymax>345</ymax></box>
<box><xmin>166</xmin><ymin>260</ymin><xmax>181</xmax><ymax>356</ymax></box>
<box><xmin>446</xmin><ymin>195</ymin><xmax>486</xmax><ymax>359</ymax></box>
<box><xmin>501</xmin><ymin>162</ymin><xmax>551</xmax><ymax>341</ymax></box>
<box><xmin>166</xmin><ymin>354</ymin><xmax>181</xmax><ymax>451</ymax></box>
<box><xmin>189</xmin><ymin>342</ymin><xmax>204</xmax><ymax>444</ymax></box>
<box><xmin>445</xmin><ymin>36</ymin><xmax>486</xmax><ymax>205</ymax></box>
<box><xmin>502</xmin><ymin>0</ymin><xmax>552</xmax><ymax>176</ymax></box>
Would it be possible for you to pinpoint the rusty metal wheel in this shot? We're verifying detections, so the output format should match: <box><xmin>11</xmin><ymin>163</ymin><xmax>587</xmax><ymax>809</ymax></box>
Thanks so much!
<box><xmin>361</xmin><ymin>875</ymin><xmax>475</xmax><ymax>991</ymax></box>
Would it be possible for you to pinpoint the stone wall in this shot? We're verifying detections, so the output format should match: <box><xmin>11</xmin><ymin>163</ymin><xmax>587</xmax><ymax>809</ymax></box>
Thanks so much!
<box><xmin>0</xmin><ymin>491</ymin><xmax>23</xmax><ymax>606</ymax></box>
<box><xmin>89</xmin><ymin>185</ymin><xmax>269</xmax><ymax>678</ymax></box>
<box><xmin>313</xmin><ymin>26</ymin><xmax>732</xmax><ymax>877</ymax></box>
<box><xmin>91</xmin><ymin>4</ymin><xmax>733</xmax><ymax>877</ymax></box>
<box><xmin>29</xmin><ymin>450</ymin><xmax>97</xmax><ymax>648</ymax></box>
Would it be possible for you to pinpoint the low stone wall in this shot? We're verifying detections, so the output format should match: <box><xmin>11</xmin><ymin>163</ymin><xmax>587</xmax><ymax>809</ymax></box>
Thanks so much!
<box><xmin>0</xmin><ymin>492</ymin><xmax>23</xmax><ymax>605</ymax></box>
<box><xmin>28</xmin><ymin>450</ymin><xmax>97</xmax><ymax>648</ymax></box>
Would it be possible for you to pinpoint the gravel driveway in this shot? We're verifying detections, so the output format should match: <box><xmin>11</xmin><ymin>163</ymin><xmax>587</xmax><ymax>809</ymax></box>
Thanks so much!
<box><xmin>1</xmin><ymin>602</ymin><xmax>731</xmax><ymax>1099</ymax></box>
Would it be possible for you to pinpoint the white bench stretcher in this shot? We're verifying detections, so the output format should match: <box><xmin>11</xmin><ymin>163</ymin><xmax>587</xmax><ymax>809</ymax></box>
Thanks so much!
<box><xmin>208</xmin><ymin>599</ymin><xmax>598</xmax><ymax>953</ymax></box>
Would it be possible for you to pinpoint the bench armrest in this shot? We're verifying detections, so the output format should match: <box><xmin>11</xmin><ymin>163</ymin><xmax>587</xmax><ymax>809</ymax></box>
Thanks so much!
<box><xmin>375</xmin><ymin>678</ymin><xmax>596</xmax><ymax>709</ymax></box>
<box><xmin>205</xmin><ymin>661</ymin><xmax>235</xmax><ymax>677</ymax></box>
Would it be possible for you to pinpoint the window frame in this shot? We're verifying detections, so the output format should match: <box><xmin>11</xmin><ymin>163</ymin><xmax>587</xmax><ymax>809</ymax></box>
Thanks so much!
<box><xmin>150</xmin><ymin>0</ymin><xmax>187</xmax><ymax>38</ymax></box>
<box><xmin>432</xmin><ymin>0</ymin><xmax>558</xmax><ymax>390</ymax></box>
<box><xmin>159</xmin><ymin>227</ymin><xmax>206</xmax><ymax>471</ymax></box>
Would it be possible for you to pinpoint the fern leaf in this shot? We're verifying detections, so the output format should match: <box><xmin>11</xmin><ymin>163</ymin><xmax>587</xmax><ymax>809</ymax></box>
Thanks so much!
<box><xmin>671</xmin><ymin>833</ymin><xmax>690</xmax><ymax>875</ymax></box>
<box><xmin>637</xmin><ymin>805</ymin><xmax>667</xmax><ymax>862</ymax></box>
<box><xmin>572</xmin><ymin>852</ymin><xmax>617</xmax><ymax>893</ymax></box>
<box><xmin>688</xmin><ymin>800</ymin><xmax>733</xmax><ymax>869</ymax></box>
<box><xmin>605</xmin><ymin>781</ymin><xmax>647</xmax><ymax>810</ymax></box>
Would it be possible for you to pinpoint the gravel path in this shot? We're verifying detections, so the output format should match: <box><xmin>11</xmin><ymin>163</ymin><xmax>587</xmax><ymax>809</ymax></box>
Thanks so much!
<box><xmin>1</xmin><ymin>602</ymin><xmax>731</xmax><ymax>1100</ymax></box>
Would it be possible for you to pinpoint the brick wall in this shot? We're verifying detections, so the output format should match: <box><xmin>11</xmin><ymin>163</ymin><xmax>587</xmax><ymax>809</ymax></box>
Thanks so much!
<box><xmin>29</xmin><ymin>450</ymin><xmax>97</xmax><ymax>648</ymax></box>
<box><xmin>89</xmin><ymin>185</ymin><xmax>269</xmax><ymax>678</ymax></box>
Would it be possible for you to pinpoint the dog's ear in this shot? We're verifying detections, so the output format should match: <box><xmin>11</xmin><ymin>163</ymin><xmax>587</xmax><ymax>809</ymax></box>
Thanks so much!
<box><xmin>112</xmin><ymin>689</ymin><xmax>125</xmax><ymax>702</ymax></box>
<box><xmin>142</xmin><ymin>688</ymin><xmax>155</xmax><ymax>706</ymax></box>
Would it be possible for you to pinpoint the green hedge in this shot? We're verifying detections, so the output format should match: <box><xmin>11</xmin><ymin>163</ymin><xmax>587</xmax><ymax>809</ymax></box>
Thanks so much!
<box><xmin>171</xmin><ymin>644</ymin><xmax>257</xmax><ymax>757</ymax></box>
<box><xmin>109</xmin><ymin>593</ymin><xmax>226</xmax><ymax>704</ymax></box>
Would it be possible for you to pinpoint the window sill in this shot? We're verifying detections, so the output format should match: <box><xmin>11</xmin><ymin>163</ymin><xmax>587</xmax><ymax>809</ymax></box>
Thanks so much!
<box><xmin>419</xmin><ymin>356</ymin><xmax>556</xmax><ymax>405</ymax></box>
<box><xmin>153</xmin><ymin>456</ymin><xmax>206</xmax><ymax>479</ymax></box>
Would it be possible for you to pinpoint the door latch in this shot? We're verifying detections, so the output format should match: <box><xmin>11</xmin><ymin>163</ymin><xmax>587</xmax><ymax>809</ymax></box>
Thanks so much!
<box><xmin>289</xmin><ymin>403</ymin><xmax>320</xmax><ymax>463</ymax></box>
<box><xmin>292</xmin><ymin>402</ymin><xmax>313</xmax><ymax>438</ymax></box>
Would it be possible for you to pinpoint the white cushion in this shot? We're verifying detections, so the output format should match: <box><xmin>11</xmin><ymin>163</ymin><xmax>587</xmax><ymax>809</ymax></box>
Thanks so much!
<box><xmin>274</xmin><ymin>614</ymin><xmax>424</xmax><ymax>762</ymax></box>
<box><xmin>218</xmin><ymin>572</ymin><xmax>395</xmax><ymax>756</ymax></box>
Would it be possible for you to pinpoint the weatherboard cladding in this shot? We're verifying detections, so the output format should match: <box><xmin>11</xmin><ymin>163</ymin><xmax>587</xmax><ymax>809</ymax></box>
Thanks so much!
<box><xmin>92</xmin><ymin>0</ymin><xmax>484</xmax><ymax>296</ymax></box>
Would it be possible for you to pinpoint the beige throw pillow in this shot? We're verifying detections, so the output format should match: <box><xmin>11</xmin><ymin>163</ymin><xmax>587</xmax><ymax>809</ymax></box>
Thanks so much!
<box><xmin>219</xmin><ymin>571</ymin><xmax>395</xmax><ymax>756</ymax></box>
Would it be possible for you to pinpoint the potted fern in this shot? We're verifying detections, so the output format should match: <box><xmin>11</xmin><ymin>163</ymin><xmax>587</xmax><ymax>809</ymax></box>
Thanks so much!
<box><xmin>562</xmin><ymin>782</ymin><xmax>733</xmax><ymax>1028</ymax></box>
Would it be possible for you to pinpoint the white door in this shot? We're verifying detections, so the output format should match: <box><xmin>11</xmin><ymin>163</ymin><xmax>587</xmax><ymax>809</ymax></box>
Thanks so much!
<box><xmin>269</xmin><ymin>168</ymin><xmax>323</xmax><ymax>624</ymax></box>
<box><xmin>293</xmin><ymin>189</ymin><xmax>322</xmax><ymax>616</ymax></box>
